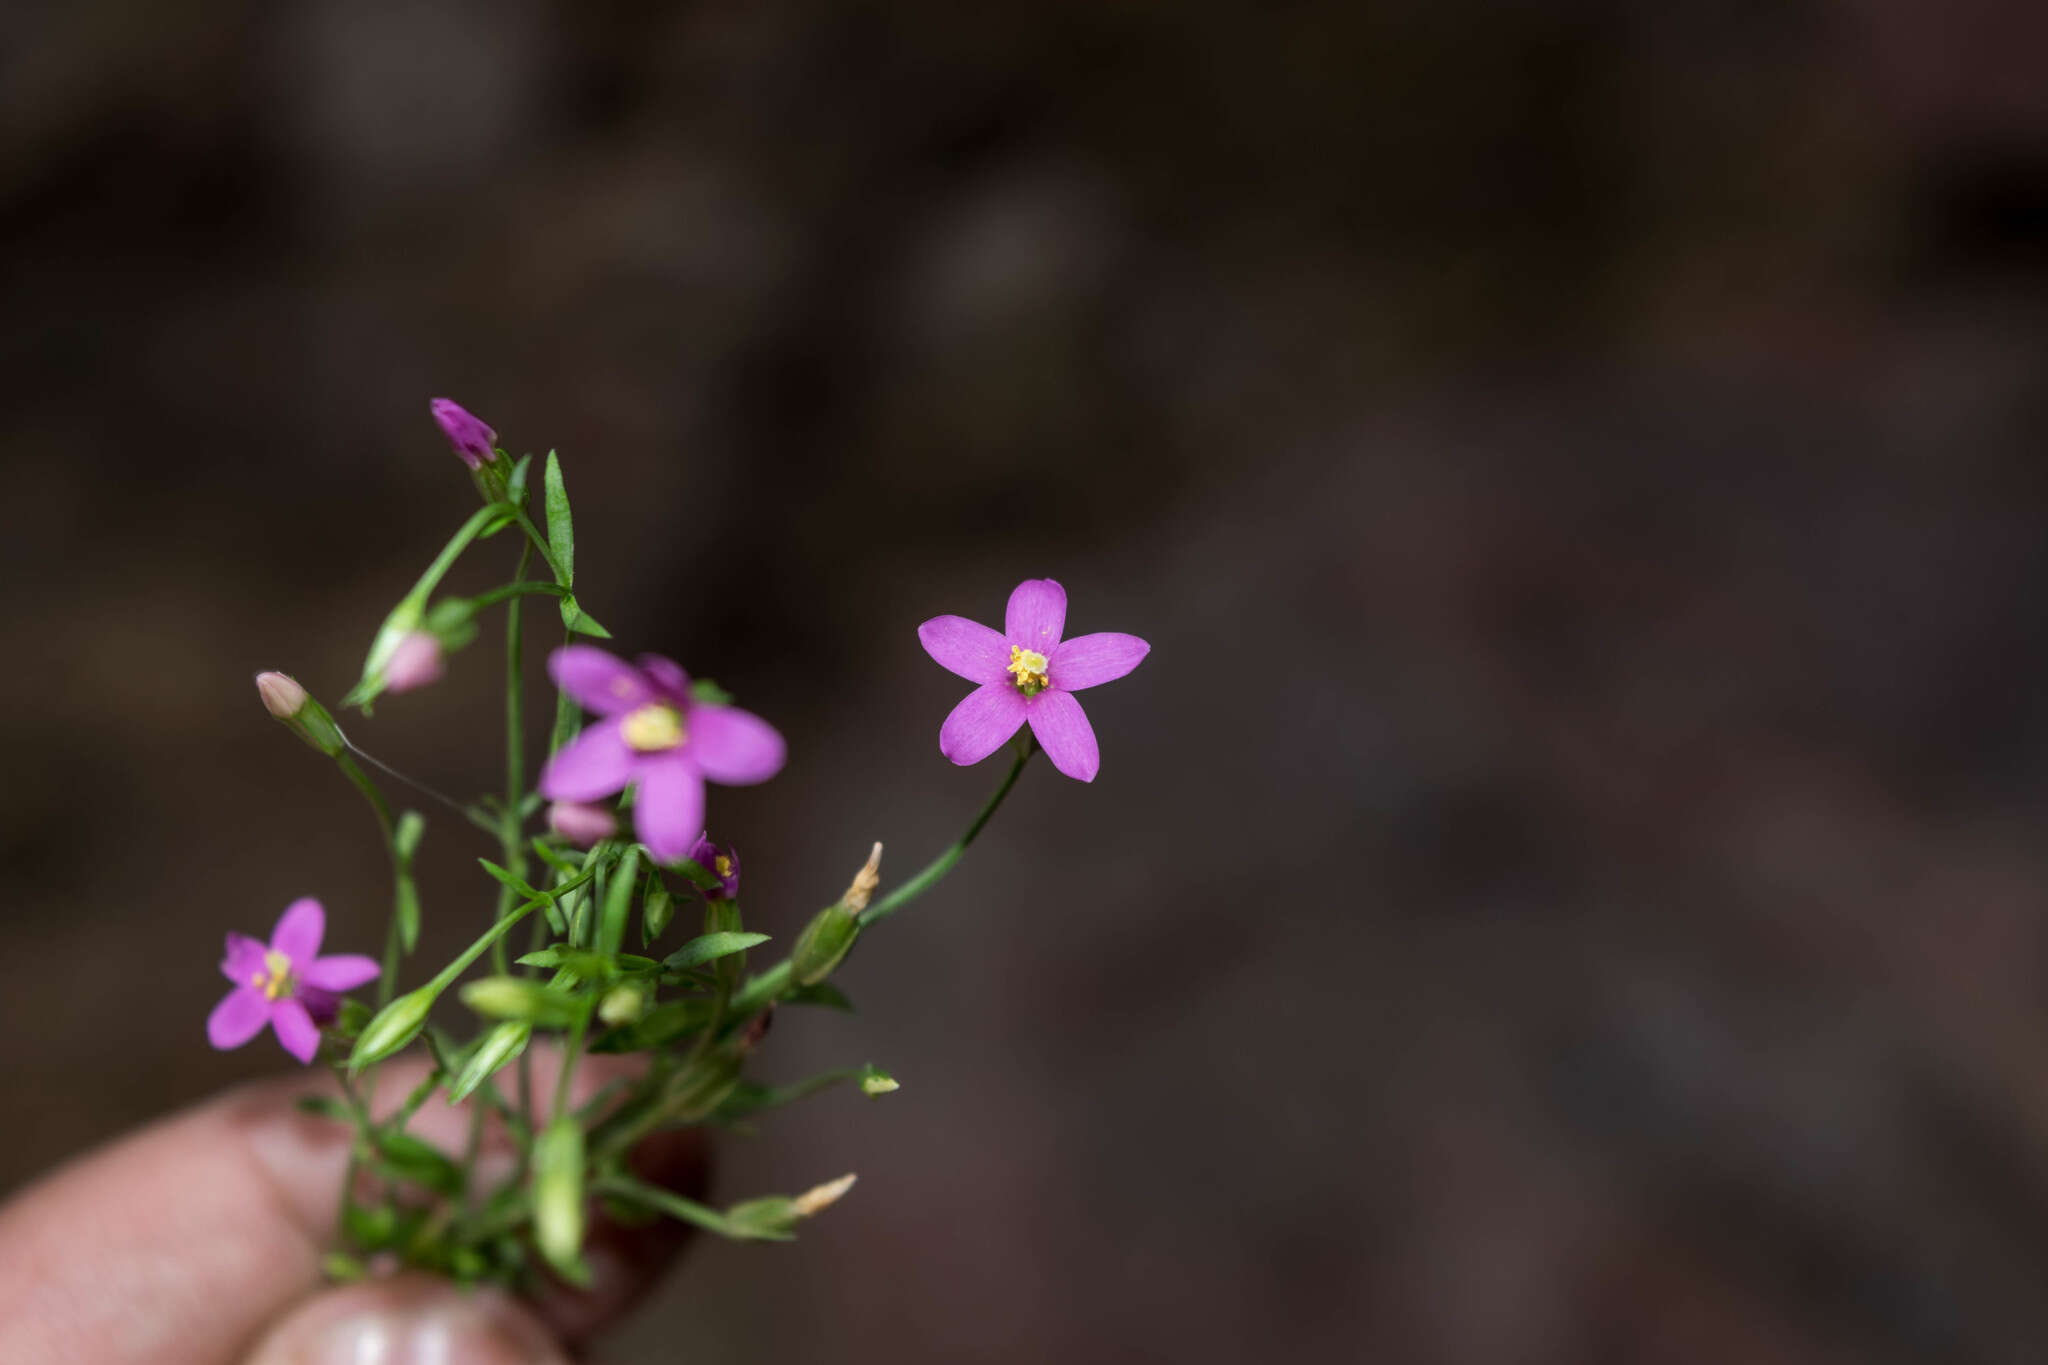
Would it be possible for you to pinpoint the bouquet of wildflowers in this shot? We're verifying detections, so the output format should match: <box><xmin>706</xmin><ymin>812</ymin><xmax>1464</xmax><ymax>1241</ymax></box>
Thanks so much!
<box><xmin>213</xmin><ymin>400</ymin><xmax>1149</xmax><ymax>1289</ymax></box>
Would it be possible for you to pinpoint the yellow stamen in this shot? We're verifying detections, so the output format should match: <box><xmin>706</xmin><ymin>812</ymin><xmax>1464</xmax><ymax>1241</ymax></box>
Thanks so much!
<box><xmin>714</xmin><ymin>854</ymin><xmax>733</xmax><ymax>878</ymax></box>
<box><xmin>257</xmin><ymin>949</ymin><xmax>294</xmax><ymax>1001</ymax></box>
<box><xmin>621</xmin><ymin>703</ymin><xmax>686</xmax><ymax>752</ymax></box>
<box><xmin>1007</xmin><ymin>645</ymin><xmax>1050</xmax><ymax>695</ymax></box>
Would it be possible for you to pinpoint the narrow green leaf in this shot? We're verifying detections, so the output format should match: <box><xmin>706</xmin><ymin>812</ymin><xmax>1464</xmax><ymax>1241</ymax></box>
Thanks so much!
<box><xmin>476</xmin><ymin>858</ymin><xmax>540</xmax><ymax>899</ymax></box>
<box><xmin>787</xmin><ymin>981</ymin><xmax>856</xmax><ymax>1012</ymax></box>
<box><xmin>505</xmin><ymin>452</ymin><xmax>534</xmax><ymax>506</ymax></box>
<box><xmin>559</xmin><ymin>596</ymin><xmax>612</xmax><ymax>639</ymax></box>
<box><xmin>446</xmin><ymin>1021</ymin><xmax>532</xmax><ymax>1104</ymax></box>
<box><xmin>293</xmin><ymin>1095</ymin><xmax>354</xmax><ymax>1123</ymax></box>
<box><xmin>543</xmin><ymin>450</ymin><xmax>573</xmax><ymax>586</ymax></box>
<box><xmin>663</xmin><ymin>932</ymin><xmax>770</xmax><ymax>972</ymax></box>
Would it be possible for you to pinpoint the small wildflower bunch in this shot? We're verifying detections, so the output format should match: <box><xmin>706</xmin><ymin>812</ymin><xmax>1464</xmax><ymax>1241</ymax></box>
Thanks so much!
<box><xmin>221</xmin><ymin>400</ymin><xmax>1148</xmax><ymax>1291</ymax></box>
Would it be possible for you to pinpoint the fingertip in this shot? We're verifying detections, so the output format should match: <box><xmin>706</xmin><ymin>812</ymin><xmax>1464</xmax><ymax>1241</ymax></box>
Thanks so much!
<box><xmin>243</xmin><ymin>1275</ymin><xmax>568</xmax><ymax>1365</ymax></box>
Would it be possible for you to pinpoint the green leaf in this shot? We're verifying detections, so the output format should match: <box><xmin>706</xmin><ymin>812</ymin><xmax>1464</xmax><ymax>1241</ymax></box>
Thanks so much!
<box><xmin>375</xmin><ymin>1130</ymin><xmax>463</xmax><ymax>1197</ymax></box>
<box><xmin>343</xmin><ymin>1198</ymin><xmax>397</xmax><ymax>1250</ymax></box>
<box><xmin>394</xmin><ymin>810</ymin><xmax>426</xmax><ymax>860</ymax></box>
<box><xmin>446</xmin><ymin>1021</ymin><xmax>532</xmax><ymax>1105</ymax></box>
<box><xmin>589</xmin><ymin>997</ymin><xmax>716</xmax><ymax>1052</ymax></box>
<box><xmin>543</xmin><ymin>450</ymin><xmax>573</xmax><ymax>586</ymax></box>
<box><xmin>531</xmin><ymin>837</ymin><xmax>579</xmax><ymax>876</ymax></box>
<box><xmin>595</xmin><ymin>847</ymin><xmax>641</xmax><ymax>958</ymax></box>
<box><xmin>505</xmin><ymin>452</ymin><xmax>533</xmax><ymax>506</ymax></box>
<box><xmin>559</xmin><ymin>596</ymin><xmax>612</xmax><ymax>639</ymax></box>
<box><xmin>476</xmin><ymin>858</ymin><xmax>540</xmax><ymax>899</ymax></box>
<box><xmin>641</xmin><ymin>879</ymin><xmax>675</xmax><ymax>947</ymax></box>
<box><xmin>662</xmin><ymin>932</ymin><xmax>769</xmax><ymax>972</ymax></box>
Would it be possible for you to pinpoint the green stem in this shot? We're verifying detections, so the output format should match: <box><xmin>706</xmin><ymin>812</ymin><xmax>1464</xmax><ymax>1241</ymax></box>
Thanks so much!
<box><xmin>335</xmin><ymin>753</ymin><xmax>403</xmax><ymax>1005</ymax></box>
<box><xmin>469</xmin><ymin>580</ymin><xmax>562</xmax><ymax>611</ymax></box>
<box><xmin>494</xmin><ymin>543</ymin><xmax>532</xmax><ymax>976</ymax></box>
<box><xmin>863</xmin><ymin>739</ymin><xmax>1034</xmax><ymax>925</ymax></box>
<box><xmin>506</xmin><ymin>507</ymin><xmax>569</xmax><ymax>586</ymax></box>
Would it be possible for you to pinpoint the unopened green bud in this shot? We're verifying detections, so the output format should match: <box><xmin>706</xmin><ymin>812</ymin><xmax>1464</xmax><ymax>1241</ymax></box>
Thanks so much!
<box><xmin>860</xmin><ymin>1067</ymin><xmax>900</xmax><ymax>1097</ymax></box>
<box><xmin>641</xmin><ymin>881</ymin><xmax>675</xmax><ymax>945</ymax></box>
<box><xmin>792</xmin><ymin>903</ymin><xmax>859</xmax><ymax>987</ymax></box>
<box><xmin>446</xmin><ymin>1021</ymin><xmax>531</xmax><ymax>1104</ymax></box>
<box><xmin>459</xmin><ymin>976</ymin><xmax>581</xmax><ymax>1026</ymax></box>
<box><xmin>348</xmin><ymin>985</ymin><xmax>436</xmax><ymax>1074</ymax></box>
<box><xmin>598</xmin><ymin>982</ymin><xmax>646</xmax><ymax>1027</ymax></box>
<box><xmin>725</xmin><ymin>1173</ymin><xmax>857</xmax><ymax>1241</ymax></box>
<box><xmin>533</xmin><ymin>1116</ymin><xmax>587</xmax><ymax>1278</ymax></box>
<box><xmin>255</xmin><ymin>671</ymin><xmax>345</xmax><ymax>757</ymax></box>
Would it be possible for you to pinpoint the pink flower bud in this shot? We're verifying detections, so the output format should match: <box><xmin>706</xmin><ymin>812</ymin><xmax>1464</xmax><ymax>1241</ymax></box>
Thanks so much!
<box><xmin>382</xmin><ymin>632</ymin><xmax>445</xmax><ymax>693</ymax></box>
<box><xmin>255</xmin><ymin>671</ymin><xmax>309</xmax><ymax>719</ymax></box>
<box><xmin>548</xmin><ymin>801</ymin><xmax>617</xmax><ymax>848</ymax></box>
<box><xmin>430</xmin><ymin>397</ymin><xmax>497</xmax><ymax>469</ymax></box>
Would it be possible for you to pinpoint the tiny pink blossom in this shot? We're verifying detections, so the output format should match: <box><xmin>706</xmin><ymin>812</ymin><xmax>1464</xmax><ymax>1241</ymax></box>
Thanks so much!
<box><xmin>430</xmin><ymin>398</ymin><xmax>498</xmax><ymax>469</ymax></box>
<box><xmin>917</xmin><ymin>578</ymin><xmax>1149</xmax><ymax>782</ymax></box>
<box><xmin>548</xmin><ymin>800</ymin><xmax>617</xmax><ymax>848</ymax></box>
<box><xmin>538</xmin><ymin>648</ymin><xmax>785</xmax><ymax>864</ymax></box>
<box><xmin>688</xmin><ymin>833</ymin><xmax>741</xmax><ymax>899</ymax></box>
<box><xmin>383</xmin><ymin>631</ymin><xmax>445</xmax><ymax>693</ymax></box>
<box><xmin>207</xmin><ymin>899</ymin><xmax>380</xmax><ymax>1065</ymax></box>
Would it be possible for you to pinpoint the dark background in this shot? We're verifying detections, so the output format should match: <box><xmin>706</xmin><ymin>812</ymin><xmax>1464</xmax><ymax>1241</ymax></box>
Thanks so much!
<box><xmin>4</xmin><ymin>3</ymin><xmax>2047</xmax><ymax>1361</ymax></box>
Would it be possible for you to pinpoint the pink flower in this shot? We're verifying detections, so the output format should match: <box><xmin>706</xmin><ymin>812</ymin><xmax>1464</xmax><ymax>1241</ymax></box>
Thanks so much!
<box><xmin>547</xmin><ymin>800</ymin><xmax>617</xmax><ymax>848</ymax></box>
<box><xmin>918</xmin><ymin>578</ymin><xmax>1149</xmax><ymax>782</ymax></box>
<box><xmin>382</xmin><ymin>631</ymin><xmax>445</xmax><ymax>693</ymax></box>
<box><xmin>207</xmin><ymin>899</ymin><xmax>380</xmax><ymax>1065</ymax></box>
<box><xmin>537</xmin><ymin>648</ymin><xmax>785</xmax><ymax>864</ymax></box>
<box><xmin>430</xmin><ymin>397</ymin><xmax>497</xmax><ymax>469</ymax></box>
<box><xmin>688</xmin><ymin>833</ymin><xmax>741</xmax><ymax>899</ymax></box>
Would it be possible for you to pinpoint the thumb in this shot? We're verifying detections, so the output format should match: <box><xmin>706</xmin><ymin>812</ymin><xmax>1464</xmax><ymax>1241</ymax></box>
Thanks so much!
<box><xmin>242</xmin><ymin>1275</ymin><xmax>568</xmax><ymax>1365</ymax></box>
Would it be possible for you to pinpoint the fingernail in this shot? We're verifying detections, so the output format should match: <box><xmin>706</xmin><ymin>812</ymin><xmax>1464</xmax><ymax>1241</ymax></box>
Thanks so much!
<box><xmin>247</xmin><ymin>1279</ymin><xmax>568</xmax><ymax>1365</ymax></box>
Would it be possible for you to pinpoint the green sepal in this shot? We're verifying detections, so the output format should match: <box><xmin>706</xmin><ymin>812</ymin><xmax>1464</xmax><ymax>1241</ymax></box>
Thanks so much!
<box><xmin>641</xmin><ymin>879</ymin><xmax>675</xmax><ymax>946</ymax></box>
<box><xmin>595</xmin><ymin>847</ymin><xmax>641</xmax><ymax>958</ymax></box>
<box><xmin>721</xmin><ymin>1196</ymin><xmax>801</xmax><ymax>1242</ymax></box>
<box><xmin>476</xmin><ymin>858</ymin><xmax>541</xmax><ymax>899</ymax></box>
<box><xmin>688</xmin><ymin>679</ymin><xmax>734</xmax><ymax>707</ymax></box>
<box><xmin>331</xmin><ymin>997</ymin><xmax>373</xmax><ymax>1042</ymax></box>
<box><xmin>559</xmin><ymin>595</ymin><xmax>611</xmax><ymax>638</ymax></box>
<box><xmin>505</xmin><ymin>452</ymin><xmax>534</xmax><ymax>507</ymax></box>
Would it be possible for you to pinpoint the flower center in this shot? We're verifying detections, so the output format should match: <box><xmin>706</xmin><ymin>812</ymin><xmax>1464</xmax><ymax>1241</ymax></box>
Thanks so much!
<box><xmin>622</xmin><ymin>703</ymin><xmax>686</xmax><ymax>752</ymax></box>
<box><xmin>250</xmin><ymin>949</ymin><xmax>295</xmax><ymax>1001</ymax></box>
<box><xmin>714</xmin><ymin>854</ymin><xmax>733</xmax><ymax>879</ymax></box>
<box><xmin>1007</xmin><ymin>645</ymin><xmax>1050</xmax><ymax>697</ymax></box>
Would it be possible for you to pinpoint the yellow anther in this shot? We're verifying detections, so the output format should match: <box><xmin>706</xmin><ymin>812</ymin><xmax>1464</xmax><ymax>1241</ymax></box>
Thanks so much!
<box><xmin>714</xmin><ymin>854</ymin><xmax>733</xmax><ymax>878</ymax></box>
<box><xmin>621</xmin><ymin>703</ymin><xmax>686</xmax><ymax>752</ymax></box>
<box><xmin>1007</xmin><ymin>645</ymin><xmax>1049</xmax><ymax>694</ymax></box>
<box><xmin>258</xmin><ymin>949</ymin><xmax>294</xmax><ymax>1001</ymax></box>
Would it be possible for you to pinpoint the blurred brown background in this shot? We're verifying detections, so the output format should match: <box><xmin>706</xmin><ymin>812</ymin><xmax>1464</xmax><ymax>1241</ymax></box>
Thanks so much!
<box><xmin>4</xmin><ymin>2</ymin><xmax>2047</xmax><ymax>1361</ymax></box>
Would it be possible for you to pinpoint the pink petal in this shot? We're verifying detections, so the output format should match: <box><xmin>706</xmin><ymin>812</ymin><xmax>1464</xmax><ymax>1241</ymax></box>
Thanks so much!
<box><xmin>1049</xmin><ymin>632</ymin><xmax>1150</xmax><ymax>691</ymax></box>
<box><xmin>637</xmin><ymin>654</ymin><xmax>692</xmax><ymax>705</ymax></box>
<box><xmin>270</xmin><ymin>897</ymin><xmax>325</xmax><ymax>963</ymax></box>
<box><xmin>686</xmin><ymin>705</ymin><xmax>786</xmax><ymax>785</ymax></box>
<box><xmin>1026</xmin><ymin>689</ymin><xmax>1100</xmax><ymax>782</ymax></box>
<box><xmin>550</xmin><ymin>646</ymin><xmax>653</xmax><ymax>716</ymax></box>
<box><xmin>207</xmin><ymin>988</ymin><xmax>271</xmax><ymax>1050</ymax></box>
<box><xmin>271</xmin><ymin>998</ymin><xmax>321</xmax><ymax>1064</ymax></box>
<box><xmin>220</xmin><ymin>932</ymin><xmax>269</xmax><ymax>986</ymax></box>
<box><xmin>633</xmin><ymin>759</ymin><xmax>706</xmax><ymax>864</ymax></box>
<box><xmin>940</xmin><ymin>682</ymin><xmax>1029</xmax><ymax>766</ymax></box>
<box><xmin>301</xmin><ymin>954</ymin><xmax>381</xmax><ymax>993</ymax></box>
<box><xmin>539</xmin><ymin>719</ymin><xmax>636</xmax><ymax>801</ymax></box>
<box><xmin>919</xmin><ymin>615</ymin><xmax>1012</xmax><ymax>684</ymax></box>
<box><xmin>1005</xmin><ymin>578</ymin><xmax>1067</xmax><ymax>650</ymax></box>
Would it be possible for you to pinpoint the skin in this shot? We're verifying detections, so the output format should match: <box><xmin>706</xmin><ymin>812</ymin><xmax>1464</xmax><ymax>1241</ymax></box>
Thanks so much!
<box><xmin>0</xmin><ymin>1052</ymin><xmax>704</xmax><ymax>1364</ymax></box>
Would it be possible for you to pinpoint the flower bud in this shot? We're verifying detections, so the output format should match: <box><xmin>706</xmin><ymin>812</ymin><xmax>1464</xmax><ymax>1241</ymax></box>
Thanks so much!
<box><xmin>446</xmin><ymin>1021</ymin><xmax>531</xmax><ymax>1104</ymax></box>
<box><xmin>687</xmin><ymin>834</ymin><xmax>741</xmax><ymax>900</ymax></box>
<box><xmin>791</xmin><ymin>1172</ymin><xmax>858</xmax><ymax>1218</ymax></box>
<box><xmin>430</xmin><ymin>397</ymin><xmax>498</xmax><ymax>470</ymax></box>
<box><xmin>381</xmin><ymin>631</ymin><xmax>444</xmax><ymax>693</ymax></box>
<box><xmin>791</xmin><ymin>902</ymin><xmax>859</xmax><ymax>986</ymax></box>
<box><xmin>255</xmin><ymin>671</ymin><xmax>345</xmax><ymax>757</ymax></box>
<box><xmin>548</xmin><ymin>800</ymin><xmax>617</xmax><ymax>848</ymax></box>
<box><xmin>860</xmin><ymin>1068</ymin><xmax>900</xmax><ymax>1097</ymax></box>
<box><xmin>459</xmin><ymin>975</ymin><xmax>580</xmax><ymax>1026</ymax></box>
<box><xmin>724</xmin><ymin>1174</ymin><xmax>856</xmax><ymax>1240</ymax></box>
<box><xmin>641</xmin><ymin>880</ymin><xmax>675</xmax><ymax>944</ymax></box>
<box><xmin>347</xmin><ymin>984</ymin><xmax>436</xmax><ymax>1074</ymax></box>
<box><xmin>533</xmin><ymin>1116</ymin><xmax>587</xmax><ymax>1277</ymax></box>
<box><xmin>597</xmin><ymin>982</ymin><xmax>646</xmax><ymax>1027</ymax></box>
<box><xmin>840</xmin><ymin>842</ymin><xmax>882</xmax><ymax>914</ymax></box>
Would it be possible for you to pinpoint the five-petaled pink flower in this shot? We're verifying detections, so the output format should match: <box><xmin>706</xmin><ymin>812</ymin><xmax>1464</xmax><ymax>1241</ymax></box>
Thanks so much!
<box><xmin>918</xmin><ymin>578</ymin><xmax>1149</xmax><ymax>781</ymax></box>
<box><xmin>537</xmin><ymin>647</ymin><xmax>786</xmax><ymax>864</ymax></box>
<box><xmin>207</xmin><ymin>899</ymin><xmax>380</xmax><ymax>1065</ymax></box>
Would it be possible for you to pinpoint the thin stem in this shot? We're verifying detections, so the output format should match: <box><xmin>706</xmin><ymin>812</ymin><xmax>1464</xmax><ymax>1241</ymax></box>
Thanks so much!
<box><xmin>340</xmin><ymin>734</ymin><xmax>497</xmax><ymax>837</ymax></box>
<box><xmin>494</xmin><ymin>542</ymin><xmax>533</xmax><ymax>976</ymax></box>
<box><xmin>863</xmin><ymin>739</ymin><xmax>1034</xmax><ymax>925</ymax></box>
<box><xmin>469</xmin><ymin>580</ymin><xmax>562</xmax><ymax>611</ymax></box>
<box><xmin>335</xmin><ymin>753</ymin><xmax>404</xmax><ymax>1005</ymax></box>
